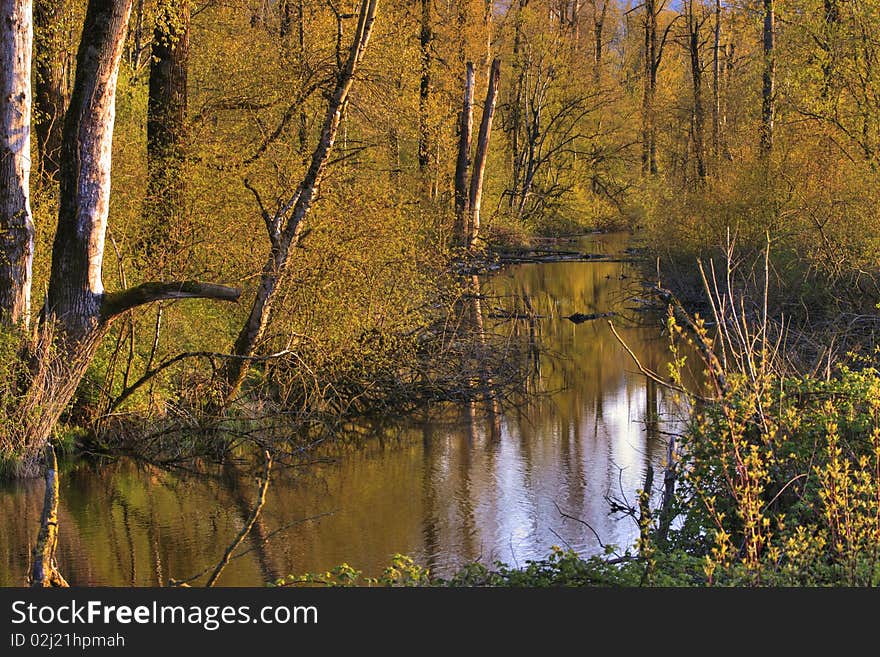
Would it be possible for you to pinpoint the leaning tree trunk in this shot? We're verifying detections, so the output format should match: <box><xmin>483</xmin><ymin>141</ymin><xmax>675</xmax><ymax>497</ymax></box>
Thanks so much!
<box><xmin>34</xmin><ymin>0</ymin><xmax>70</xmax><ymax>181</ymax></box>
<box><xmin>467</xmin><ymin>58</ymin><xmax>501</xmax><ymax>250</ymax></box>
<box><xmin>144</xmin><ymin>0</ymin><xmax>190</xmax><ymax>253</ymax></box>
<box><xmin>7</xmin><ymin>0</ymin><xmax>239</xmax><ymax>476</ymax></box>
<box><xmin>221</xmin><ymin>0</ymin><xmax>380</xmax><ymax>405</ymax></box>
<box><xmin>0</xmin><ymin>0</ymin><xmax>35</xmax><ymax>328</ymax></box>
<box><xmin>453</xmin><ymin>62</ymin><xmax>475</xmax><ymax>246</ymax></box>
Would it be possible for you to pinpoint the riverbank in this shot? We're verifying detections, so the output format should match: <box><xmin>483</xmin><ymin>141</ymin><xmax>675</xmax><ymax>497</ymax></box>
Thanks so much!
<box><xmin>3</xmin><ymin>233</ymin><xmax>688</xmax><ymax>585</ymax></box>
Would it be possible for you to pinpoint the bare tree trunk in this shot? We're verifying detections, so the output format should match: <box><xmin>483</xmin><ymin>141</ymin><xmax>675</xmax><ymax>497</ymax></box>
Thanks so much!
<box><xmin>0</xmin><ymin>0</ymin><xmax>35</xmax><ymax>327</ymax></box>
<box><xmin>454</xmin><ymin>62</ymin><xmax>475</xmax><ymax>246</ymax></box>
<box><xmin>144</xmin><ymin>0</ymin><xmax>190</xmax><ymax>253</ymax></box>
<box><xmin>418</xmin><ymin>0</ymin><xmax>432</xmax><ymax>173</ymax></box>
<box><xmin>467</xmin><ymin>58</ymin><xmax>501</xmax><ymax>250</ymax></box>
<box><xmin>30</xmin><ymin>444</ymin><xmax>68</xmax><ymax>587</ymax></box>
<box><xmin>760</xmin><ymin>0</ymin><xmax>774</xmax><ymax>156</ymax></box>
<box><xmin>48</xmin><ymin>0</ymin><xmax>138</xmax><ymax>340</ymax></box>
<box><xmin>222</xmin><ymin>0</ymin><xmax>380</xmax><ymax>404</ymax></box>
<box><xmin>34</xmin><ymin>0</ymin><xmax>69</xmax><ymax>181</ymax></box>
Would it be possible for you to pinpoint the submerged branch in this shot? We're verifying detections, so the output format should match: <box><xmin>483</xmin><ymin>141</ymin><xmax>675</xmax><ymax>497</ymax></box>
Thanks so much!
<box><xmin>205</xmin><ymin>450</ymin><xmax>272</xmax><ymax>587</ymax></box>
<box><xmin>30</xmin><ymin>444</ymin><xmax>68</xmax><ymax>587</ymax></box>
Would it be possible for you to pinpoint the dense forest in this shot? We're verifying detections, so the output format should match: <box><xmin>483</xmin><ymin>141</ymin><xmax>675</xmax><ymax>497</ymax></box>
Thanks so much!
<box><xmin>3</xmin><ymin>0</ymin><xmax>880</xmax><ymax>587</ymax></box>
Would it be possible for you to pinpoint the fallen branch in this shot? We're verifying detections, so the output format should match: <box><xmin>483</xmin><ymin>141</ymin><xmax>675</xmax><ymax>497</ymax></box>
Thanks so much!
<box><xmin>607</xmin><ymin>320</ymin><xmax>706</xmax><ymax>402</ymax></box>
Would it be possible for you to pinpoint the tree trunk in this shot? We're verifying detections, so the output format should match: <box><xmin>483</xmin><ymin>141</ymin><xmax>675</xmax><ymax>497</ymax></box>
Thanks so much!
<box><xmin>297</xmin><ymin>0</ymin><xmax>307</xmax><ymax>154</ymax></box>
<box><xmin>642</xmin><ymin>0</ymin><xmax>658</xmax><ymax>175</ymax></box>
<box><xmin>760</xmin><ymin>0</ymin><xmax>774</xmax><ymax>155</ymax></box>
<box><xmin>688</xmin><ymin>2</ymin><xmax>706</xmax><ymax>181</ymax></box>
<box><xmin>5</xmin><ymin>0</ymin><xmax>239</xmax><ymax>475</ymax></box>
<box><xmin>591</xmin><ymin>0</ymin><xmax>607</xmax><ymax>81</ymax></box>
<box><xmin>129</xmin><ymin>0</ymin><xmax>145</xmax><ymax>67</ymax></box>
<box><xmin>222</xmin><ymin>0</ymin><xmax>380</xmax><ymax>404</ymax></box>
<box><xmin>467</xmin><ymin>58</ymin><xmax>501</xmax><ymax>250</ymax></box>
<box><xmin>454</xmin><ymin>62</ymin><xmax>475</xmax><ymax>246</ymax></box>
<box><xmin>0</xmin><ymin>0</ymin><xmax>35</xmax><ymax>327</ymax></box>
<box><xmin>48</xmin><ymin>0</ymin><xmax>137</xmax><ymax>339</ymax></box>
<box><xmin>144</xmin><ymin>0</ymin><xmax>190</xmax><ymax>253</ymax></box>
<box><xmin>418</xmin><ymin>0</ymin><xmax>432</xmax><ymax>173</ymax></box>
<box><xmin>280</xmin><ymin>0</ymin><xmax>291</xmax><ymax>38</ymax></box>
<box><xmin>712</xmin><ymin>0</ymin><xmax>721</xmax><ymax>160</ymax></box>
<box><xmin>34</xmin><ymin>0</ymin><xmax>69</xmax><ymax>181</ymax></box>
<box><xmin>508</xmin><ymin>0</ymin><xmax>528</xmax><ymax>206</ymax></box>
<box><xmin>821</xmin><ymin>0</ymin><xmax>838</xmax><ymax>99</ymax></box>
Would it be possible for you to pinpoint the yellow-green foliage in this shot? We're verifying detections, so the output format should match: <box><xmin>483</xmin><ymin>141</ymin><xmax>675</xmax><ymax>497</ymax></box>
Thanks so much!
<box><xmin>666</xmin><ymin>313</ymin><xmax>880</xmax><ymax>586</ymax></box>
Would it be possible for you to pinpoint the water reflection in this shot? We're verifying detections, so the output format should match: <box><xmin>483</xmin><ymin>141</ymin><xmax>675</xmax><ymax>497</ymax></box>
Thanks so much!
<box><xmin>0</xmin><ymin>233</ymin><xmax>695</xmax><ymax>586</ymax></box>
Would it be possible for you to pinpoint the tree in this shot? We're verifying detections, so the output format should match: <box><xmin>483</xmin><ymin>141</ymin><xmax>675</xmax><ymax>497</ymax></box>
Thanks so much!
<box><xmin>221</xmin><ymin>0</ymin><xmax>380</xmax><ymax>404</ymax></box>
<box><xmin>712</xmin><ymin>0</ymin><xmax>721</xmax><ymax>160</ymax></box>
<box><xmin>418</xmin><ymin>0</ymin><xmax>432</xmax><ymax>174</ymax></box>
<box><xmin>0</xmin><ymin>0</ymin><xmax>35</xmax><ymax>327</ymax></box>
<box><xmin>144</xmin><ymin>0</ymin><xmax>191</xmax><ymax>252</ymax></box>
<box><xmin>587</xmin><ymin>0</ymin><xmax>608</xmax><ymax>80</ymax></box>
<box><xmin>642</xmin><ymin>0</ymin><xmax>658</xmax><ymax>175</ymax></box>
<box><xmin>684</xmin><ymin>0</ymin><xmax>707</xmax><ymax>181</ymax></box>
<box><xmin>454</xmin><ymin>62</ymin><xmax>476</xmax><ymax>244</ymax></box>
<box><xmin>466</xmin><ymin>58</ymin><xmax>500</xmax><ymax>249</ymax></box>
<box><xmin>33</xmin><ymin>0</ymin><xmax>70</xmax><ymax>180</ymax></box>
<box><xmin>2</xmin><ymin>0</ymin><xmax>240</xmax><ymax>475</ymax></box>
<box><xmin>760</xmin><ymin>0</ymin><xmax>774</xmax><ymax>155</ymax></box>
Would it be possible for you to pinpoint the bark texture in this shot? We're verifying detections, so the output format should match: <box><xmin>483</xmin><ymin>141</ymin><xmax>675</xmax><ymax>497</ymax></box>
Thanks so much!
<box><xmin>0</xmin><ymin>0</ymin><xmax>35</xmax><ymax>327</ymax></box>
<box><xmin>467</xmin><ymin>58</ymin><xmax>501</xmax><ymax>249</ymax></box>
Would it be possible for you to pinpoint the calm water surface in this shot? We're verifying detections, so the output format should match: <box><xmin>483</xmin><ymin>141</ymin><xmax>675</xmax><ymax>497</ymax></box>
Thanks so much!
<box><xmin>0</xmin><ymin>233</ymin><xmax>694</xmax><ymax>586</ymax></box>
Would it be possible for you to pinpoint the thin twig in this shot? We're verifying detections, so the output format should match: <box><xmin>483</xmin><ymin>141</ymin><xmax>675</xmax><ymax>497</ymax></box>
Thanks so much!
<box><xmin>607</xmin><ymin>320</ymin><xmax>704</xmax><ymax>401</ymax></box>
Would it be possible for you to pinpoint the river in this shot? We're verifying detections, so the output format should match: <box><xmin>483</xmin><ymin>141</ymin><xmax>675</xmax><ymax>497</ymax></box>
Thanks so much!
<box><xmin>0</xmin><ymin>232</ymin><xmax>693</xmax><ymax>586</ymax></box>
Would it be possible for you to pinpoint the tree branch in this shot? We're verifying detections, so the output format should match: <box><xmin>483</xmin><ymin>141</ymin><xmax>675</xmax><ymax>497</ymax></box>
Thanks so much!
<box><xmin>244</xmin><ymin>178</ymin><xmax>279</xmax><ymax>242</ymax></box>
<box><xmin>101</xmin><ymin>281</ymin><xmax>241</xmax><ymax>321</ymax></box>
<box><xmin>205</xmin><ymin>451</ymin><xmax>272</xmax><ymax>587</ymax></box>
<box><xmin>108</xmin><ymin>348</ymin><xmax>292</xmax><ymax>412</ymax></box>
